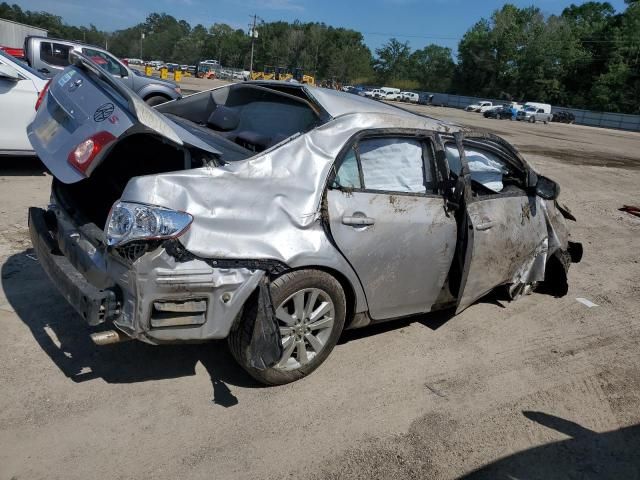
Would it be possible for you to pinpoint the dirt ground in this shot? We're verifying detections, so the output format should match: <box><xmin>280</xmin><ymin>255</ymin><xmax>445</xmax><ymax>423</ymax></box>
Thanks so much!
<box><xmin>1</xmin><ymin>103</ymin><xmax>639</xmax><ymax>480</ymax></box>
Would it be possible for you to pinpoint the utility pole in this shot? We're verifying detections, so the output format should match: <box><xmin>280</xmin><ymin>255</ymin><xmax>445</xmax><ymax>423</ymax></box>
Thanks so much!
<box><xmin>140</xmin><ymin>32</ymin><xmax>145</xmax><ymax>60</ymax></box>
<box><xmin>249</xmin><ymin>14</ymin><xmax>258</xmax><ymax>74</ymax></box>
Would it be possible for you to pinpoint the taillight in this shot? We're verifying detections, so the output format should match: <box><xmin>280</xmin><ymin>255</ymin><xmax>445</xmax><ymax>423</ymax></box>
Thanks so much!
<box><xmin>35</xmin><ymin>80</ymin><xmax>51</xmax><ymax>111</ymax></box>
<box><xmin>67</xmin><ymin>131</ymin><xmax>116</xmax><ymax>175</ymax></box>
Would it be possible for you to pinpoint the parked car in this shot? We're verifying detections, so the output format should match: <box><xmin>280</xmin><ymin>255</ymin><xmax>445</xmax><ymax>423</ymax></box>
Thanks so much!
<box><xmin>418</xmin><ymin>93</ymin><xmax>435</xmax><ymax>105</ymax></box>
<box><xmin>484</xmin><ymin>105</ymin><xmax>514</xmax><ymax>120</ymax></box>
<box><xmin>465</xmin><ymin>101</ymin><xmax>493</xmax><ymax>113</ymax></box>
<box><xmin>401</xmin><ymin>92</ymin><xmax>419</xmax><ymax>103</ymax></box>
<box><xmin>24</xmin><ymin>36</ymin><xmax>181</xmax><ymax>105</ymax></box>
<box><xmin>27</xmin><ymin>52</ymin><xmax>582</xmax><ymax>385</ymax></box>
<box><xmin>343</xmin><ymin>86</ymin><xmax>365</xmax><ymax>96</ymax></box>
<box><xmin>380</xmin><ymin>87</ymin><xmax>400</xmax><ymax>96</ymax></box>
<box><xmin>385</xmin><ymin>91</ymin><xmax>404</xmax><ymax>101</ymax></box>
<box><xmin>552</xmin><ymin>111</ymin><xmax>576</xmax><ymax>124</ymax></box>
<box><xmin>0</xmin><ymin>45</ymin><xmax>26</xmax><ymax>61</ymax></box>
<box><xmin>0</xmin><ymin>48</ymin><xmax>49</xmax><ymax>156</ymax></box>
<box><xmin>365</xmin><ymin>88</ymin><xmax>386</xmax><ymax>99</ymax></box>
<box><xmin>517</xmin><ymin>103</ymin><xmax>553</xmax><ymax>124</ymax></box>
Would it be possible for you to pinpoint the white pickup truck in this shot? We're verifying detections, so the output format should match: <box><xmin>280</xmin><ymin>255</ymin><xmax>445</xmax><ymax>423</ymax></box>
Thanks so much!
<box><xmin>465</xmin><ymin>101</ymin><xmax>493</xmax><ymax>113</ymax></box>
<box><xmin>516</xmin><ymin>103</ymin><xmax>553</xmax><ymax>124</ymax></box>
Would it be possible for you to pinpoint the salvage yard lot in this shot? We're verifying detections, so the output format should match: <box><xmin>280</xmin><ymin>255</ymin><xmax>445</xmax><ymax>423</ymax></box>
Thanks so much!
<box><xmin>1</xmin><ymin>102</ymin><xmax>639</xmax><ymax>479</ymax></box>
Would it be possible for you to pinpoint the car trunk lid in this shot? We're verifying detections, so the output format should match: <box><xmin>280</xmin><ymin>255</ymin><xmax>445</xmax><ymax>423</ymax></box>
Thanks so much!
<box><xmin>27</xmin><ymin>51</ymin><xmax>221</xmax><ymax>184</ymax></box>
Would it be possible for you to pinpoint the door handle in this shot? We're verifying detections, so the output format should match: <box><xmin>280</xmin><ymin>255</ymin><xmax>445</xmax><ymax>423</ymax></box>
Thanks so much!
<box><xmin>476</xmin><ymin>221</ymin><xmax>495</xmax><ymax>231</ymax></box>
<box><xmin>342</xmin><ymin>215</ymin><xmax>375</xmax><ymax>227</ymax></box>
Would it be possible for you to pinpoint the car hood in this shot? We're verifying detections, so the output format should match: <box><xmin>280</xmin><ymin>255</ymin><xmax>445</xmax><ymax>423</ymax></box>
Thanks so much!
<box><xmin>27</xmin><ymin>51</ymin><xmax>220</xmax><ymax>184</ymax></box>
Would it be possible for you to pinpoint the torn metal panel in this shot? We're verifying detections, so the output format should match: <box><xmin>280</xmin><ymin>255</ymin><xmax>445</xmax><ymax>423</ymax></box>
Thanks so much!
<box><xmin>107</xmin><ymin>248</ymin><xmax>265</xmax><ymax>343</ymax></box>
<box><xmin>541</xmin><ymin>199</ymin><xmax>570</xmax><ymax>254</ymax></box>
<box><xmin>245</xmin><ymin>277</ymin><xmax>283</xmax><ymax>370</ymax></box>
<box><xmin>456</xmin><ymin>195</ymin><xmax>548</xmax><ymax>314</ymax></box>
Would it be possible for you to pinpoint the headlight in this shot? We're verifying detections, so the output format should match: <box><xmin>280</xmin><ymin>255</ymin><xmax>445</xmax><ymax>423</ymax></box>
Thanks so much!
<box><xmin>106</xmin><ymin>202</ymin><xmax>192</xmax><ymax>247</ymax></box>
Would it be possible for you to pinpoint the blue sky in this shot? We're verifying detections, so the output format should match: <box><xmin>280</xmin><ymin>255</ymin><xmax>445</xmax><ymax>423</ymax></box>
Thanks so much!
<box><xmin>14</xmin><ymin>0</ymin><xmax>631</xmax><ymax>53</ymax></box>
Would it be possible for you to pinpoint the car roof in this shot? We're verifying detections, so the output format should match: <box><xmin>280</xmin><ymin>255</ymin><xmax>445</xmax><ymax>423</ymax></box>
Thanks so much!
<box><xmin>224</xmin><ymin>80</ymin><xmax>458</xmax><ymax>132</ymax></box>
<box><xmin>26</xmin><ymin>35</ymin><xmax>104</xmax><ymax>51</ymax></box>
<box><xmin>305</xmin><ymin>85</ymin><xmax>453</xmax><ymax>130</ymax></box>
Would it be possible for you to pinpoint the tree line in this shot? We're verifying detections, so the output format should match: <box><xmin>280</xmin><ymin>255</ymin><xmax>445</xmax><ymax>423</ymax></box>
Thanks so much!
<box><xmin>1</xmin><ymin>1</ymin><xmax>638</xmax><ymax>113</ymax></box>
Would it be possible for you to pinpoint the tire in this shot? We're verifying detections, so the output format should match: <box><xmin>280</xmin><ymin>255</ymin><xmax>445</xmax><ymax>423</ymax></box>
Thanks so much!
<box><xmin>228</xmin><ymin>269</ymin><xmax>346</xmax><ymax>385</ymax></box>
<box><xmin>529</xmin><ymin>116</ymin><xmax>536</xmax><ymax>124</ymax></box>
<box><xmin>145</xmin><ymin>95</ymin><xmax>169</xmax><ymax>106</ymax></box>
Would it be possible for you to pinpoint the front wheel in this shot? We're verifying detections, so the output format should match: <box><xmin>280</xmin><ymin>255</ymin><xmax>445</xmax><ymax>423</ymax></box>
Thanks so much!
<box><xmin>228</xmin><ymin>270</ymin><xmax>346</xmax><ymax>385</ymax></box>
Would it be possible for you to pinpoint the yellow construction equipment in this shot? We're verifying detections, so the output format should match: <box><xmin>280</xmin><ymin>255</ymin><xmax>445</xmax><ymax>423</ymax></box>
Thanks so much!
<box><xmin>250</xmin><ymin>66</ymin><xmax>314</xmax><ymax>86</ymax></box>
<box><xmin>293</xmin><ymin>67</ymin><xmax>315</xmax><ymax>86</ymax></box>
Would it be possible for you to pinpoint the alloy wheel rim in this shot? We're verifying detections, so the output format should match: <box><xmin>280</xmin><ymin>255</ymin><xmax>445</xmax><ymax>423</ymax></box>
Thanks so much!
<box><xmin>273</xmin><ymin>288</ymin><xmax>335</xmax><ymax>371</ymax></box>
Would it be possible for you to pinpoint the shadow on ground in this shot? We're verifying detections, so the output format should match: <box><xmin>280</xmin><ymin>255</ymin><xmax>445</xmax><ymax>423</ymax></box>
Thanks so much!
<box><xmin>0</xmin><ymin>156</ymin><xmax>47</xmax><ymax>176</ymax></box>
<box><xmin>461</xmin><ymin>411</ymin><xmax>640</xmax><ymax>479</ymax></box>
<box><xmin>1</xmin><ymin>251</ymin><xmax>258</xmax><ymax>407</ymax></box>
<box><xmin>2</xmin><ymin>244</ymin><xmax>567</xmax><ymax>405</ymax></box>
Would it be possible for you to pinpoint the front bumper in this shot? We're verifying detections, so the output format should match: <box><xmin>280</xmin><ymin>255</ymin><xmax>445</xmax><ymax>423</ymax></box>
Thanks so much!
<box><xmin>28</xmin><ymin>203</ymin><xmax>265</xmax><ymax>344</ymax></box>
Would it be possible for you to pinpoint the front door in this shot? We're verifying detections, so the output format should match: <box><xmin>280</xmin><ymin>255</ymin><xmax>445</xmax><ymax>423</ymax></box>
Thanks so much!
<box><xmin>443</xmin><ymin>138</ymin><xmax>548</xmax><ymax>313</ymax></box>
<box><xmin>327</xmin><ymin>135</ymin><xmax>457</xmax><ymax>320</ymax></box>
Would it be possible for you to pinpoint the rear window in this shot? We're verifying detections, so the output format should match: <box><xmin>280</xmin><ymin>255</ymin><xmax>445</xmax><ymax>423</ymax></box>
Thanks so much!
<box><xmin>40</xmin><ymin>42</ymin><xmax>71</xmax><ymax>67</ymax></box>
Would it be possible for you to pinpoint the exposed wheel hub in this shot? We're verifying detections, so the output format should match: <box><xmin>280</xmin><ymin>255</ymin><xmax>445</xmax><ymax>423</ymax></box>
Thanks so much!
<box><xmin>274</xmin><ymin>288</ymin><xmax>335</xmax><ymax>371</ymax></box>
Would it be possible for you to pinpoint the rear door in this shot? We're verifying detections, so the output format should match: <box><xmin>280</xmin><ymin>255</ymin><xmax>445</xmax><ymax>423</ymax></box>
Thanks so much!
<box><xmin>444</xmin><ymin>136</ymin><xmax>547</xmax><ymax>313</ymax></box>
<box><xmin>327</xmin><ymin>133</ymin><xmax>457</xmax><ymax>320</ymax></box>
<box><xmin>34</xmin><ymin>40</ymin><xmax>72</xmax><ymax>76</ymax></box>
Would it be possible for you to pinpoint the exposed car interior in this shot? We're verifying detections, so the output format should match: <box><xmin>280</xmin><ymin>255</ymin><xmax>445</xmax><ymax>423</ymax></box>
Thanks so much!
<box><xmin>444</xmin><ymin>139</ymin><xmax>526</xmax><ymax>197</ymax></box>
<box><xmin>55</xmin><ymin>83</ymin><xmax>326</xmax><ymax>229</ymax></box>
<box><xmin>157</xmin><ymin>83</ymin><xmax>323</xmax><ymax>159</ymax></box>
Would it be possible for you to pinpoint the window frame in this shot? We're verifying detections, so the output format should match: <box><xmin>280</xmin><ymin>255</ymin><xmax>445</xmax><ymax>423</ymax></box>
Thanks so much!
<box><xmin>440</xmin><ymin>135</ymin><xmax>529</xmax><ymax>200</ymax></box>
<box><xmin>40</xmin><ymin>41</ymin><xmax>72</xmax><ymax>68</ymax></box>
<box><xmin>329</xmin><ymin>129</ymin><xmax>440</xmax><ymax>198</ymax></box>
<box><xmin>81</xmin><ymin>47</ymin><xmax>127</xmax><ymax>77</ymax></box>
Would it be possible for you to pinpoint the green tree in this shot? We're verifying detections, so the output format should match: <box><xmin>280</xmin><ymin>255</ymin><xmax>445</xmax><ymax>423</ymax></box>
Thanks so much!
<box><xmin>374</xmin><ymin>38</ymin><xmax>411</xmax><ymax>83</ymax></box>
<box><xmin>409</xmin><ymin>44</ymin><xmax>455</xmax><ymax>91</ymax></box>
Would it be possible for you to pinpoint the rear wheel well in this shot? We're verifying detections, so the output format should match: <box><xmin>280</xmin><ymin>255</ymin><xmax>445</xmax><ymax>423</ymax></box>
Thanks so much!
<box><xmin>143</xmin><ymin>92</ymin><xmax>171</xmax><ymax>101</ymax></box>
<box><xmin>273</xmin><ymin>266</ymin><xmax>357</xmax><ymax>329</ymax></box>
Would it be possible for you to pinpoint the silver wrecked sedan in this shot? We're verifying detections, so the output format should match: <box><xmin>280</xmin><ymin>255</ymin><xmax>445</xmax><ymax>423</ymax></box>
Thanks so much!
<box><xmin>28</xmin><ymin>53</ymin><xmax>581</xmax><ymax>385</ymax></box>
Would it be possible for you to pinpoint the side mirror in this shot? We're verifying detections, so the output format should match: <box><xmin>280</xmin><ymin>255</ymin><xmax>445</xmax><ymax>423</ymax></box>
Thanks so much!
<box><xmin>536</xmin><ymin>175</ymin><xmax>560</xmax><ymax>200</ymax></box>
<box><xmin>0</xmin><ymin>63</ymin><xmax>21</xmax><ymax>81</ymax></box>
